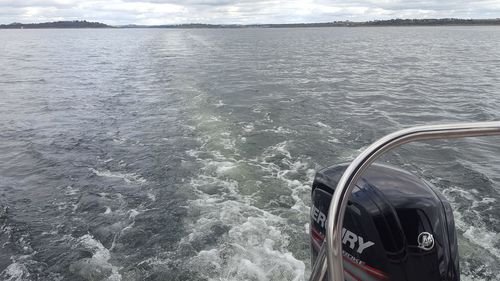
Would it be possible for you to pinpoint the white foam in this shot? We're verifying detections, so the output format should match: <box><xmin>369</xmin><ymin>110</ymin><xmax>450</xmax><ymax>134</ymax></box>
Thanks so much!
<box><xmin>216</xmin><ymin>100</ymin><xmax>225</xmax><ymax>107</ymax></box>
<box><xmin>65</xmin><ymin>185</ymin><xmax>79</xmax><ymax>195</ymax></box>
<box><xmin>186</xmin><ymin>149</ymin><xmax>200</xmax><ymax>158</ymax></box>
<box><xmin>213</xmin><ymin>161</ymin><xmax>238</xmax><ymax>175</ymax></box>
<box><xmin>185</xmin><ymin>158</ymin><xmax>308</xmax><ymax>279</ymax></box>
<box><xmin>0</xmin><ymin>262</ymin><xmax>29</xmax><ymax>281</ymax></box>
<box><xmin>261</xmin><ymin>126</ymin><xmax>295</xmax><ymax>134</ymax></box>
<box><xmin>263</xmin><ymin>141</ymin><xmax>292</xmax><ymax>160</ymax></box>
<box><xmin>460</xmin><ymin>259</ymin><xmax>500</xmax><ymax>281</ymax></box>
<box><xmin>181</xmin><ymin>92</ymin><xmax>315</xmax><ymax>281</ymax></box>
<box><xmin>112</xmin><ymin>138</ymin><xmax>126</xmax><ymax>144</ymax></box>
<box><xmin>184</xmin><ymin>124</ymin><xmax>196</xmax><ymax>131</ymax></box>
<box><xmin>243</xmin><ymin>124</ymin><xmax>255</xmax><ymax>133</ymax></box>
<box><xmin>221</xmin><ymin>138</ymin><xmax>236</xmax><ymax>150</ymax></box>
<box><xmin>75</xmin><ymin>234</ymin><xmax>122</xmax><ymax>281</ymax></box>
<box><xmin>128</xmin><ymin>209</ymin><xmax>140</xmax><ymax>219</ymax></box>
<box><xmin>443</xmin><ymin>186</ymin><xmax>500</xmax><ymax>260</ymax></box>
<box><xmin>194</xmin><ymin>249</ymin><xmax>222</xmax><ymax>271</ymax></box>
<box><xmin>89</xmin><ymin>168</ymin><xmax>146</xmax><ymax>184</ymax></box>
<box><xmin>56</xmin><ymin>202</ymin><xmax>68</xmax><ymax>211</ymax></box>
<box><xmin>260</xmin><ymin>142</ymin><xmax>314</xmax><ymax>212</ymax></box>
<box><xmin>186</xmin><ymin>213</ymin><xmax>306</xmax><ymax>281</ymax></box>
<box><xmin>183</xmin><ymin>149</ymin><xmax>311</xmax><ymax>280</ymax></box>
<box><xmin>190</xmin><ymin>175</ymin><xmax>239</xmax><ymax>197</ymax></box>
<box><xmin>328</xmin><ymin>137</ymin><xmax>340</xmax><ymax>143</ymax></box>
<box><xmin>147</xmin><ymin>192</ymin><xmax>156</xmax><ymax>202</ymax></box>
<box><xmin>316</xmin><ymin>122</ymin><xmax>330</xmax><ymax>128</ymax></box>
<box><xmin>463</xmin><ymin>225</ymin><xmax>500</xmax><ymax>258</ymax></box>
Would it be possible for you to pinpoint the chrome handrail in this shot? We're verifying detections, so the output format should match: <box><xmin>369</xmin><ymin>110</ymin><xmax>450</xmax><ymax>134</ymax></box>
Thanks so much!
<box><xmin>309</xmin><ymin>121</ymin><xmax>500</xmax><ymax>281</ymax></box>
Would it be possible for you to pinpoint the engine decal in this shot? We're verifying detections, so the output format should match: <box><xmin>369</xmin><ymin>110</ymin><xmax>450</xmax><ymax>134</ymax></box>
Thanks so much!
<box><xmin>417</xmin><ymin>232</ymin><xmax>435</xmax><ymax>251</ymax></box>
<box><xmin>311</xmin><ymin>205</ymin><xmax>375</xmax><ymax>254</ymax></box>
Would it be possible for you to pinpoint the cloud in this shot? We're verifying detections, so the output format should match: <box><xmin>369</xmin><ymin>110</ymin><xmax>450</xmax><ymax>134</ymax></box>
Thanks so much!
<box><xmin>123</xmin><ymin>0</ymin><xmax>257</xmax><ymax>7</ymax></box>
<box><xmin>0</xmin><ymin>0</ymin><xmax>74</xmax><ymax>9</ymax></box>
<box><xmin>0</xmin><ymin>0</ymin><xmax>499</xmax><ymax>25</ymax></box>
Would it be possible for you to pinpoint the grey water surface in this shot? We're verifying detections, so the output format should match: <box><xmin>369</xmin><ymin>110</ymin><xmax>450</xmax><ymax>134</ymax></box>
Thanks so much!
<box><xmin>0</xmin><ymin>27</ymin><xmax>499</xmax><ymax>281</ymax></box>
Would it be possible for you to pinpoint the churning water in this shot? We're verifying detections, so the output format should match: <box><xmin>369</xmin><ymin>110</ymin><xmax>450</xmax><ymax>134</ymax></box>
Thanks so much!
<box><xmin>0</xmin><ymin>27</ymin><xmax>499</xmax><ymax>281</ymax></box>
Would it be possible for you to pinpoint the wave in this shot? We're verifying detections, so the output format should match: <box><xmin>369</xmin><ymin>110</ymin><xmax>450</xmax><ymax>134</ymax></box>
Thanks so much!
<box><xmin>89</xmin><ymin>168</ymin><xmax>146</xmax><ymax>184</ymax></box>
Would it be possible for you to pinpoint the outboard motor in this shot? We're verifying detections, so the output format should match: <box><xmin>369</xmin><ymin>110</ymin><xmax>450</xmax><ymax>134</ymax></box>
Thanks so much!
<box><xmin>310</xmin><ymin>163</ymin><xmax>460</xmax><ymax>281</ymax></box>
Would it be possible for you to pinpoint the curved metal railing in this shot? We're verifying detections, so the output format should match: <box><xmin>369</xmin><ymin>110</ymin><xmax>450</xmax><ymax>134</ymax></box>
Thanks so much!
<box><xmin>309</xmin><ymin>121</ymin><xmax>500</xmax><ymax>281</ymax></box>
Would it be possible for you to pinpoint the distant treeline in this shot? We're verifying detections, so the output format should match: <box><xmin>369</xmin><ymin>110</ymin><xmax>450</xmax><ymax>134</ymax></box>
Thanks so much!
<box><xmin>360</xmin><ymin>18</ymin><xmax>500</xmax><ymax>26</ymax></box>
<box><xmin>1</xmin><ymin>18</ymin><xmax>500</xmax><ymax>29</ymax></box>
<box><xmin>0</xmin><ymin>20</ymin><xmax>111</xmax><ymax>29</ymax></box>
<box><xmin>121</xmin><ymin>18</ymin><xmax>500</xmax><ymax>28</ymax></box>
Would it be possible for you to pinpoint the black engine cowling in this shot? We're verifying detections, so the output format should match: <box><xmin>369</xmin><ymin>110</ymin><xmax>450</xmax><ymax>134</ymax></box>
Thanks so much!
<box><xmin>310</xmin><ymin>163</ymin><xmax>459</xmax><ymax>281</ymax></box>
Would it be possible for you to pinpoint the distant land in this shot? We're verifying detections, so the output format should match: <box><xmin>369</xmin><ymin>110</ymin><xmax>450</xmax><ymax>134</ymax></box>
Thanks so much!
<box><xmin>1</xmin><ymin>18</ymin><xmax>500</xmax><ymax>29</ymax></box>
<box><xmin>0</xmin><ymin>20</ymin><xmax>110</xmax><ymax>29</ymax></box>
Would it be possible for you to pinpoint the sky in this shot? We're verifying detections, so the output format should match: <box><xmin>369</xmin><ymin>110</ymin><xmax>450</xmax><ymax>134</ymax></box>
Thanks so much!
<box><xmin>1</xmin><ymin>0</ymin><xmax>500</xmax><ymax>25</ymax></box>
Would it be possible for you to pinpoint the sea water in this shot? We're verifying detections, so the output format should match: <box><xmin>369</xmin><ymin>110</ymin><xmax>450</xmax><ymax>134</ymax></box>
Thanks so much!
<box><xmin>0</xmin><ymin>27</ymin><xmax>499</xmax><ymax>280</ymax></box>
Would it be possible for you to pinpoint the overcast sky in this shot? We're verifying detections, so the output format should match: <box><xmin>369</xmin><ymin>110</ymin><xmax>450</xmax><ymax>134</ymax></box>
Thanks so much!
<box><xmin>1</xmin><ymin>0</ymin><xmax>500</xmax><ymax>25</ymax></box>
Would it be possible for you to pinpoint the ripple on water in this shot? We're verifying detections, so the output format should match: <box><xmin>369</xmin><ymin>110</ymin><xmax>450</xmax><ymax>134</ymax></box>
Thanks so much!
<box><xmin>1</xmin><ymin>27</ymin><xmax>500</xmax><ymax>281</ymax></box>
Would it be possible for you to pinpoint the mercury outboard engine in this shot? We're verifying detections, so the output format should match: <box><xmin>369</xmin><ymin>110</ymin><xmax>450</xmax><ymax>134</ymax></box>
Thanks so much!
<box><xmin>310</xmin><ymin>163</ymin><xmax>460</xmax><ymax>281</ymax></box>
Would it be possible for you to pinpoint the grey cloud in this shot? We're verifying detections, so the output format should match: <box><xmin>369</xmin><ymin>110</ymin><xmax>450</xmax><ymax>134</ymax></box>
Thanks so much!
<box><xmin>122</xmin><ymin>0</ymin><xmax>260</xmax><ymax>6</ymax></box>
<box><xmin>0</xmin><ymin>0</ymin><xmax>499</xmax><ymax>25</ymax></box>
<box><xmin>0</xmin><ymin>0</ymin><xmax>75</xmax><ymax>9</ymax></box>
<box><xmin>316</xmin><ymin>0</ymin><xmax>500</xmax><ymax>13</ymax></box>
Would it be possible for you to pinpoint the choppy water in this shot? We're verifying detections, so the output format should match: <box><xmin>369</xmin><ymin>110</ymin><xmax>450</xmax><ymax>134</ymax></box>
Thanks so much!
<box><xmin>0</xmin><ymin>27</ymin><xmax>499</xmax><ymax>281</ymax></box>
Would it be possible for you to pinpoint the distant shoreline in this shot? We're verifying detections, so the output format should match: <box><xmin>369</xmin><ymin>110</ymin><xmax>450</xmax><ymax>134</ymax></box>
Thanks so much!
<box><xmin>1</xmin><ymin>19</ymin><xmax>500</xmax><ymax>29</ymax></box>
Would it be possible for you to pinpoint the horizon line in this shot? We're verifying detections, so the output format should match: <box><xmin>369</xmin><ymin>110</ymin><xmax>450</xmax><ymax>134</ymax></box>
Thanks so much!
<box><xmin>2</xmin><ymin>17</ymin><xmax>500</xmax><ymax>27</ymax></box>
